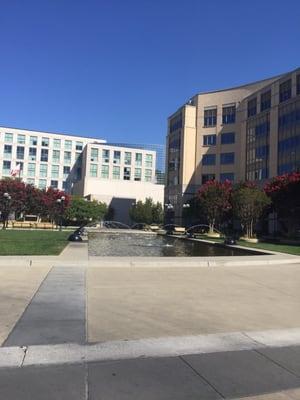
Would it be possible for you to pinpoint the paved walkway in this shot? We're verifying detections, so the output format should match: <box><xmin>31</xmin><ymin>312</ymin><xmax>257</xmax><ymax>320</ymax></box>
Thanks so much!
<box><xmin>1</xmin><ymin>344</ymin><xmax>300</xmax><ymax>399</ymax></box>
<box><xmin>0</xmin><ymin>248</ymin><xmax>299</xmax><ymax>398</ymax></box>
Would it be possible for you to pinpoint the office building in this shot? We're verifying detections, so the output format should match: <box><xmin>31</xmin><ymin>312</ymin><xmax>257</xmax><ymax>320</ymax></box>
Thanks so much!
<box><xmin>0</xmin><ymin>126</ymin><xmax>164</xmax><ymax>224</ymax></box>
<box><xmin>165</xmin><ymin>67</ymin><xmax>300</xmax><ymax>222</ymax></box>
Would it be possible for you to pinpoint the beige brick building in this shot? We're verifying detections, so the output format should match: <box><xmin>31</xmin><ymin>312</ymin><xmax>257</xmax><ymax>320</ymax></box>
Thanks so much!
<box><xmin>165</xmin><ymin>68</ymin><xmax>300</xmax><ymax>223</ymax></box>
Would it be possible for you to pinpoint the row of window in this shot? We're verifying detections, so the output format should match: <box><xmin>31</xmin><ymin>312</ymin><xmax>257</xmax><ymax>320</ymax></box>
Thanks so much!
<box><xmin>2</xmin><ymin>133</ymin><xmax>84</xmax><ymax>151</ymax></box>
<box><xmin>89</xmin><ymin>164</ymin><xmax>153</xmax><ymax>181</ymax></box>
<box><xmin>202</xmin><ymin>173</ymin><xmax>234</xmax><ymax>184</ymax></box>
<box><xmin>202</xmin><ymin>152</ymin><xmax>235</xmax><ymax>166</ymax></box>
<box><xmin>203</xmin><ymin>132</ymin><xmax>235</xmax><ymax>146</ymax></box>
<box><xmin>247</xmin><ymin>75</ymin><xmax>300</xmax><ymax>118</ymax></box>
<box><xmin>90</xmin><ymin>149</ymin><xmax>153</xmax><ymax>167</ymax></box>
<box><xmin>2</xmin><ymin>160</ymin><xmax>71</xmax><ymax>178</ymax></box>
<box><xmin>25</xmin><ymin>179</ymin><xmax>68</xmax><ymax>190</ymax></box>
<box><xmin>2</xmin><ymin>145</ymin><xmax>81</xmax><ymax>164</ymax></box>
<box><xmin>204</xmin><ymin>105</ymin><xmax>236</xmax><ymax>127</ymax></box>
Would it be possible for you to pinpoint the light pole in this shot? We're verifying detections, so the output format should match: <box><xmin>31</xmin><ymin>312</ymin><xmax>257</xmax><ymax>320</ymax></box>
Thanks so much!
<box><xmin>56</xmin><ymin>196</ymin><xmax>65</xmax><ymax>231</ymax></box>
<box><xmin>2</xmin><ymin>192</ymin><xmax>12</xmax><ymax>230</ymax></box>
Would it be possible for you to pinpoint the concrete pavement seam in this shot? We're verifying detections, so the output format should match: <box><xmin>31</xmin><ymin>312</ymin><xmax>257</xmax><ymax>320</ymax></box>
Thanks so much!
<box><xmin>179</xmin><ymin>355</ymin><xmax>225</xmax><ymax>399</ymax></box>
<box><xmin>2</xmin><ymin>265</ymin><xmax>54</xmax><ymax>347</ymax></box>
<box><xmin>254</xmin><ymin>348</ymin><xmax>300</xmax><ymax>379</ymax></box>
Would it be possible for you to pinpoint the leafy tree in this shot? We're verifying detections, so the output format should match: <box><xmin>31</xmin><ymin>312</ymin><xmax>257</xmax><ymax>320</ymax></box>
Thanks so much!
<box><xmin>40</xmin><ymin>187</ymin><xmax>70</xmax><ymax>224</ymax></box>
<box><xmin>264</xmin><ymin>172</ymin><xmax>300</xmax><ymax>237</ymax></box>
<box><xmin>197</xmin><ymin>180</ymin><xmax>232</xmax><ymax>234</ymax></box>
<box><xmin>64</xmin><ymin>196</ymin><xmax>107</xmax><ymax>225</ymax></box>
<box><xmin>232</xmin><ymin>182</ymin><xmax>271</xmax><ymax>238</ymax></box>
<box><xmin>0</xmin><ymin>179</ymin><xmax>28</xmax><ymax>228</ymax></box>
<box><xmin>129</xmin><ymin>198</ymin><xmax>163</xmax><ymax>225</ymax></box>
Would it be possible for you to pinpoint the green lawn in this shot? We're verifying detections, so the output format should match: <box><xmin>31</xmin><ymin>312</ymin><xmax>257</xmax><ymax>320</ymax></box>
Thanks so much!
<box><xmin>0</xmin><ymin>230</ymin><xmax>70</xmax><ymax>255</ymax></box>
<box><xmin>190</xmin><ymin>234</ymin><xmax>300</xmax><ymax>256</ymax></box>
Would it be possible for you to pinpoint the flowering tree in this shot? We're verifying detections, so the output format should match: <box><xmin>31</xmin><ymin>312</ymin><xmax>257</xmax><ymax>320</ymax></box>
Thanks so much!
<box><xmin>41</xmin><ymin>187</ymin><xmax>70</xmax><ymax>224</ymax></box>
<box><xmin>197</xmin><ymin>180</ymin><xmax>232</xmax><ymax>234</ymax></box>
<box><xmin>264</xmin><ymin>172</ymin><xmax>300</xmax><ymax>236</ymax></box>
<box><xmin>0</xmin><ymin>179</ymin><xmax>27</xmax><ymax>228</ymax></box>
<box><xmin>232</xmin><ymin>182</ymin><xmax>270</xmax><ymax>239</ymax></box>
<box><xmin>0</xmin><ymin>179</ymin><xmax>70</xmax><ymax>228</ymax></box>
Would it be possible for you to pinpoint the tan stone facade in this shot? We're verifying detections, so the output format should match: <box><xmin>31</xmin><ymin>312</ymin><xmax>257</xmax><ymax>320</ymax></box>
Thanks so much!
<box><xmin>165</xmin><ymin>68</ymin><xmax>300</xmax><ymax>223</ymax></box>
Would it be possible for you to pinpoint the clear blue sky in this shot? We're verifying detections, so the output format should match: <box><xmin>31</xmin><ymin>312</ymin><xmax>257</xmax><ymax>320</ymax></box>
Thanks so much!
<box><xmin>0</xmin><ymin>0</ymin><xmax>299</xmax><ymax>145</ymax></box>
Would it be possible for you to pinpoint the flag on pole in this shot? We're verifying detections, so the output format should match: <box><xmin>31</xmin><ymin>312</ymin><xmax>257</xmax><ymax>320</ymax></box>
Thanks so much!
<box><xmin>10</xmin><ymin>164</ymin><xmax>21</xmax><ymax>177</ymax></box>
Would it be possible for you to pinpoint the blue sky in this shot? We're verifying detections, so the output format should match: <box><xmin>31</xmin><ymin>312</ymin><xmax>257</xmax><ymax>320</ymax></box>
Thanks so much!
<box><xmin>0</xmin><ymin>0</ymin><xmax>299</xmax><ymax>145</ymax></box>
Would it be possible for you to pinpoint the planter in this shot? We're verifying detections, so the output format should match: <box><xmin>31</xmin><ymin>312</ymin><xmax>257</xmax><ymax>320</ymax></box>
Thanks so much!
<box><xmin>206</xmin><ymin>232</ymin><xmax>221</xmax><ymax>238</ymax></box>
<box><xmin>240</xmin><ymin>237</ymin><xmax>259</xmax><ymax>243</ymax></box>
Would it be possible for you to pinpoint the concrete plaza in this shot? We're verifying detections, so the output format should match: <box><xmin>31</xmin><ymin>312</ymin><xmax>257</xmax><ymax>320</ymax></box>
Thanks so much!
<box><xmin>0</xmin><ymin>242</ymin><xmax>300</xmax><ymax>398</ymax></box>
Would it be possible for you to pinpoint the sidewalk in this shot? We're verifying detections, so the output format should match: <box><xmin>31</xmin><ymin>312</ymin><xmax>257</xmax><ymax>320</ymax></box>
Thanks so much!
<box><xmin>1</xmin><ymin>344</ymin><xmax>300</xmax><ymax>399</ymax></box>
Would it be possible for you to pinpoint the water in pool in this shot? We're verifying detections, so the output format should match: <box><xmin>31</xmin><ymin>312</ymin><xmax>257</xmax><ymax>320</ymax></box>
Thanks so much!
<box><xmin>88</xmin><ymin>232</ymin><xmax>262</xmax><ymax>257</ymax></box>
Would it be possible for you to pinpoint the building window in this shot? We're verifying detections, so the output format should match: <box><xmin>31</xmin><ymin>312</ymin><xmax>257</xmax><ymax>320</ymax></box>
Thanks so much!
<box><xmin>202</xmin><ymin>154</ymin><xmax>216</xmax><ymax>165</ymax></box>
<box><xmin>4</xmin><ymin>145</ymin><xmax>12</xmax><ymax>158</ymax></box>
<box><xmin>76</xmin><ymin>167</ymin><xmax>82</xmax><ymax>180</ymax></box>
<box><xmin>51</xmin><ymin>165</ymin><xmax>59</xmax><ymax>179</ymax></box>
<box><xmin>279</xmin><ymin>79</ymin><xmax>292</xmax><ymax>103</ymax></box>
<box><xmin>102</xmin><ymin>149</ymin><xmax>110</xmax><ymax>163</ymax></box>
<box><xmin>38</xmin><ymin>179</ymin><xmax>47</xmax><ymax>190</ymax></box>
<box><xmin>50</xmin><ymin>180</ymin><xmax>58</xmax><ymax>189</ymax></box>
<box><xmin>297</xmin><ymin>75</ymin><xmax>300</xmax><ymax>95</ymax></box>
<box><xmin>101</xmin><ymin>165</ymin><xmax>109</xmax><ymax>179</ymax></box>
<box><xmin>29</xmin><ymin>147</ymin><xmax>37</xmax><ymax>161</ymax></box>
<box><xmin>75</xmin><ymin>152</ymin><xmax>82</xmax><ymax>163</ymax></box>
<box><xmin>202</xmin><ymin>174</ymin><xmax>215</xmax><ymax>184</ymax></box>
<box><xmin>16</xmin><ymin>146</ymin><xmax>24</xmax><ymax>160</ymax></box>
<box><xmin>17</xmin><ymin>134</ymin><xmax>25</xmax><ymax>144</ymax></box>
<box><xmin>62</xmin><ymin>181</ymin><xmax>68</xmax><ymax>190</ymax></box>
<box><xmin>27</xmin><ymin>178</ymin><xmax>35</xmax><ymax>186</ymax></box>
<box><xmin>64</xmin><ymin>151</ymin><xmax>71</xmax><ymax>164</ymax></box>
<box><xmin>134</xmin><ymin>168</ymin><xmax>142</xmax><ymax>181</ymax></box>
<box><xmin>145</xmin><ymin>169</ymin><xmax>152</xmax><ymax>182</ymax></box>
<box><xmin>39</xmin><ymin>164</ymin><xmax>48</xmax><ymax>178</ymax></box>
<box><xmin>220</xmin><ymin>173</ymin><xmax>234</xmax><ymax>182</ymax></box>
<box><xmin>204</xmin><ymin>108</ymin><xmax>217</xmax><ymax>127</ymax></box>
<box><xmin>222</xmin><ymin>105</ymin><xmax>236</xmax><ymax>124</ymax></box>
<box><xmin>30</xmin><ymin>136</ymin><xmax>38</xmax><ymax>146</ymax></box>
<box><xmin>277</xmin><ymin>100</ymin><xmax>300</xmax><ymax>175</ymax></box>
<box><xmin>135</xmin><ymin>153</ymin><xmax>142</xmax><ymax>166</ymax></box>
<box><xmin>113</xmin><ymin>151</ymin><xmax>121</xmax><ymax>164</ymax></box>
<box><xmin>2</xmin><ymin>161</ymin><xmax>11</xmax><ymax>175</ymax></box>
<box><xmin>90</xmin><ymin>148</ymin><xmax>99</xmax><ymax>162</ymax></box>
<box><xmin>90</xmin><ymin>163</ymin><xmax>98</xmax><ymax>177</ymax></box>
<box><xmin>124</xmin><ymin>152</ymin><xmax>131</xmax><ymax>165</ymax></box>
<box><xmin>113</xmin><ymin>166</ymin><xmax>120</xmax><ymax>179</ymax></box>
<box><xmin>40</xmin><ymin>149</ymin><xmax>49</xmax><ymax>162</ymax></box>
<box><xmin>260</xmin><ymin>90</ymin><xmax>271</xmax><ymax>112</ymax></box>
<box><xmin>123</xmin><ymin>167</ymin><xmax>131</xmax><ymax>180</ymax></box>
<box><xmin>220</xmin><ymin>152</ymin><xmax>235</xmax><ymax>164</ymax></box>
<box><xmin>221</xmin><ymin>132</ymin><xmax>235</xmax><ymax>144</ymax></box>
<box><xmin>63</xmin><ymin>166</ymin><xmax>70</xmax><ymax>179</ymax></box>
<box><xmin>53</xmin><ymin>139</ymin><xmax>61</xmax><ymax>149</ymax></box>
<box><xmin>52</xmin><ymin>150</ymin><xmax>60</xmax><ymax>163</ymax></box>
<box><xmin>28</xmin><ymin>163</ymin><xmax>36</xmax><ymax>177</ymax></box>
<box><xmin>169</xmin><ymin>113</ymin><xmax>182</xmax><ymax>133</ymax></box>
<box><xmin>203</xmin><ymin>134</ymin><xmax>216</xmax><ymax>146</ymax></box>
<box><xmin>247</xmin><ymin>98</ymin><xmax>257</xmax><ymax>117</ymax></box>
<box><xmin>145</xmin><ymin>154</ymin><xmax>153</xmax><ymax>168</ymax></box>
<box><xmin>76</xmin><ymin>141</ymin><xmax>83</xmax><ymax>151</ymax></box>
<box><xmin>64</xmin><ymin>140</ymin><xmax>72</xmax><ymax>150</ymax></box>
<box><xmin>4</xmin><ymin>133</ymin><xmax>13</xmax><ymax>142</ymax></box>
<box><xmin>41</xmin><ymin>137</ymin><xmax>49</xmax><ymax>147</ymax></box>
<box><xmin>246</xmin><ymin>112</ymin><xmax>270</xmax><ymax>181</ymax></box>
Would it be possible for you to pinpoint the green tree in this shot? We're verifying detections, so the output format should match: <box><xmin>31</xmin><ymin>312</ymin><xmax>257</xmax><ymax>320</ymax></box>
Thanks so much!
<box><xmin>64</xmin><ymin>196</ymin><xmax>107</xmax><ymax>225</ymax></box>
<box><xmin>129</xmin><ymin>198</ymin><xmax>163</xmax><ymax>225</ymax></box>
<box><xmin>232</xmin><ymin>183</ymin><xmax>271</xmax><ymax>238</ymax></box>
